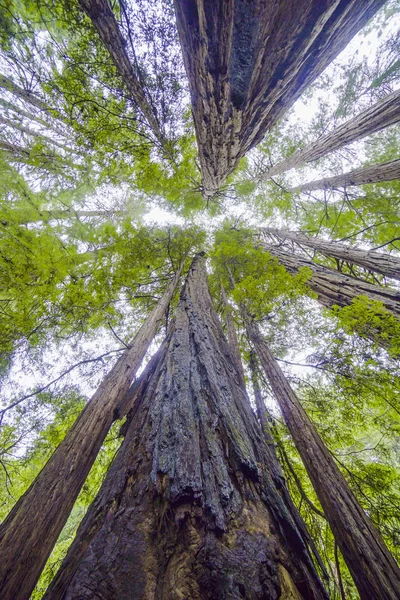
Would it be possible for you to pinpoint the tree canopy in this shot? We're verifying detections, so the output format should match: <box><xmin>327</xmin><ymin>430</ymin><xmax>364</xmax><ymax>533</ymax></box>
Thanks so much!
<box><xmin>0</xmin><ymin>1</ymin><xmax>399</xmax><ymax>598</ymax></box>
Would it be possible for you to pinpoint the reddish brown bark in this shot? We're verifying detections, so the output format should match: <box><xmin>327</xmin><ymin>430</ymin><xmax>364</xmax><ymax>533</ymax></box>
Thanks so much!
<box><xmin>0</xmin><ymin>266</ymin><xmax>182</xmax><ymax>600</ymax></box>
<box><xmin>44</xmin><ymin>257</ymin><xmax>328</xmax><ymax>600</ymax></box>
<box><xmin>244</xmin><ymin>313</ymin><xmax>400</xmax><ymax>600</ymax></box>
<box><xmin>290</xmin><ymin>158</ymin><xmax>400</xmax><ymax>193</ymax></box>
<box><xmin>173</xmin><ymin>0</ymin><xmax>385</xmax><ymax>197</ymax></box>
<box><xmin>261</xmin><ymin>228</ymin><xmax>400</xmax><ymax>281</ymax></box>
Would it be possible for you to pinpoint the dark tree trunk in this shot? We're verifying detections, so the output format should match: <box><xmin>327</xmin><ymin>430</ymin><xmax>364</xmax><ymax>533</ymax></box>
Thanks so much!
<box><xmin>261</xmin><ymin>228</ymin><xmax>400</xmax><ymax>281</ymax></box>
<box><xmin>289</xmin><ymin>158</ymin><xmax>400</xmax><ymax>192</ymax></box>
<box><xmin>258</xmin><ymin>88</ymin><xmax>400</xmax><ymax>179</ymax></box>
<box><xmin>244</xmin><ymin>313</ymin><xmax>400</xmax><ymax>600</ymax></box>
<box><xmin>0</xmin><ymin>267</ymin><xmax>182</xmax><ymax>600</ymax></box>
<box><xmin>78</xmin><ymin>0</ymin><xmax>163</xmax><ymax>142</ymax></box>
<box><xmin>45</xmin><ymin>257</ymin><xmax>327</xmax><ymax>600</ymax></box>
<box><xmin>262</xmin><ymin>242</ymin><xmax>400</xmax><ymax>319</ymax></box>
<box><xmin>173</xmin><ymin>0</ymin><xmax>385</xmax><ymax>197</ymax></box>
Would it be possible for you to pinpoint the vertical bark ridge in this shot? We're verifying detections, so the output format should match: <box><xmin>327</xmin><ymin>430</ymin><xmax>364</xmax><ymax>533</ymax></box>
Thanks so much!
<box><xmin>45</xmin><ymin>256</ymin><xmax>328</xmax><ymax>600</ymax></box>
<box><xmin>173</xmin><ymin>0</ymin><xmax>385</xmax><ymax>197</ymax></box>
<box><xmin>261</xmin><ymin>228</ymin><xmax>400</xmax><ymax>281</ymax></box>
<box><xmin>0</xmin><ymin>265</ymin><xmax>183</xmax><ymax>600</ymax></box>
<box><xmin>244</xmin><ymin>313</ymin><xmax>400</xmax><ymax>600</ymax></box>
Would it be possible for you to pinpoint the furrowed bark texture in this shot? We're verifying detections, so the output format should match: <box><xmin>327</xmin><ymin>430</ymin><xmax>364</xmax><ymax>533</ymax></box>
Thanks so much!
<box><xmin>173</xmin><ymin>0</ymin><xmax>384</xmax><ymax>197</ymax></box>
<box><xmin>45</xmin><ymin>257</ymin><xmax>327</xmax><ymax>600</ymax></box>
<box><xmin>290</xmin><ymin>158</ymin><xmax>400</xmax><ymax>192</ymax></box>
<box><xmin>244</xmin><ymin>315</ymin><xmax>400</xmax><ymax>600</ymax></box>
<box><xmin>259</xmin><ymin>88</ymin><xmax>400</xmax><ymax>179</ymax></box>
<box><xmin>0</xmin><ymin>267</ymin><xmax>182</xmax><ymax>600</ymax></box>
<box><xmin>262</xmin><ymin>243</ymin><xmax>400</xmax><ymax>319</ymax></box>
<box><xmin>78</xmin><ymin>0</ymin><xmax>163</xmax><ymax>141</ymax></box>
<box><xmin>261</xmin><ymin>228</ymin><xmax>400</xmax><ymax>281</ymax></box>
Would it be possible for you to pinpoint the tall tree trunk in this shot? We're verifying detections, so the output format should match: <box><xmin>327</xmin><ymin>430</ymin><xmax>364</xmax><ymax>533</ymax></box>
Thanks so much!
<box><xmin>0</xmin><ymin>265</ymin><xmax>183</xmax><ymax>600</ymax></box>
<box><xmin>243</xmin><ymin>313</ymin><xmax>400</xmax><ymax>600</ymax></box>
<box><xmin>221</xmin><ymin>283</ymin><xmax>246</xmax><ymax>383</ymax></box>
<box><xmin>0</xmin><ymin>115</ymin><xmax>77</xmax><ymax>154</ymax></box>
<box><xmin>45</xmin><ymin>256</ymin><xmax>327</xmax><ymax>600</ymax></box>
<box><xmin>289</xmin><ymin>158</ymin><xmax>400</xmax><ymax>193</ymax></box>
<box><xmin>173</xmin><ymin>0</ymin><xmax>384</xmax><ymax>197</ymax></box>
<box><xmin>78</xmin><ymin>0</ymin><xmax>163</xmax><ymax>143</ymax></box>
<box><xmin>258</xmin><ymin>88</ymin><xmax>400</xmax><ymax>180</ymax></box>
<box><xmin>249</xmin><ymin>351</ymin><xmax>272</xmax><ymax>442</ymax></box>
<box><xmin>262</xmin><ymin>242</ymin><xmax>400</xmax><ymax>319</ymax></box>
<box><xmin>261</xmin><ymin>227</ymin><xmax>400</xmax><ymax>280</ymax></box>
<box><xmin>0</xmin><ymin>74</ymin><xmax>53</xmax><ymax>112</ymax></box>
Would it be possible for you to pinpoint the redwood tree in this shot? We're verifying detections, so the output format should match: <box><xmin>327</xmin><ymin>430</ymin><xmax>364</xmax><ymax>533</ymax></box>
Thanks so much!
<box><xmin>44</xmin><ymin>257</ymin><xmax>327</xmax><ymax>600</ymax></box>
<box><xmin>244</xmin><ymin>312</ymin><xmax>400</xmax><ymax>600</ymax></box>
<box><xmin>0</xmin><ymin>265</ymin><xmax>182</xmax><ymax>600</ymax></box>
<box><xmin>261</xmin><ymin>227</ymin><xmax>400</xmax><ymax>280</ymax></box>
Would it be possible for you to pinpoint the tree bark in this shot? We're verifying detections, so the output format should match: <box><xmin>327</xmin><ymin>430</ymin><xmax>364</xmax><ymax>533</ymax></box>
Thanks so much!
<box><xmin>0</xmin><ymin>74</ymin><xmax>53</xmax><ymax>112</ymax></box>
<box><xmin>261</xmin><ymin>228</ymin><xmax>400</xmax><ymax>281</ymax></box>
<box><xmin>262</xmin><ymin>242</ymin><xmax>400</xmax><ymax>319</ymax></box>
<box><xmin>78</xmin><ymin>0</ymin><xmax>163</xmax><ymax>143</ymax></box>
<box><xmin>243</xmin><ymin>313</ymin><xmax>400</xmax><ymax>600</ymax></box>
<box><xmin>249</xmin><ymin>351</ymin><xmax>272</xmax><ymax>443</ymax></box>
<box><xmin>221</xmin><ymin>283</ymin><xmax>246</xmax><ymax>383</ymax></box>
<box><xmin>0</xmin><ymin>265</ymin><xmax>182</xmax><ymax>600</ymax></box>
<box><xmin>173</xmin><ymin>0</ymin><xmax>385</xmax><ymax>197</ymax></box>
<box><xmin>289</xmin><ymin>158</ymin><xmax>400</xmax><ymax>193</ymax></box>
<box><xmin>258</xmin><ymin>88</ymin><xmax>400</xmax><ymax>179</ymax></box>
<box><xmin>45</xmin><ymin>256</ymin><xmax>327</xmax><ymax>600</ymax></box>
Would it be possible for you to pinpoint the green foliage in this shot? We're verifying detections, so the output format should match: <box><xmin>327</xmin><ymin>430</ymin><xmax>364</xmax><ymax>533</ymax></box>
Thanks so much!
<box><xmin>331</xmin><ymin>296</ymin><xmax>400</xmax><ymax>357</ymax></box>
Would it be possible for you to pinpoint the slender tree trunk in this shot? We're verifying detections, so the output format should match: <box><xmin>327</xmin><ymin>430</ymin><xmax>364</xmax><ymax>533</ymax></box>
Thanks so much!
<box><xmin>221</xmin><ymin>283</ymin><xmax>245</xmax><ymax>383</ymax></box>
<box><xmin>249</xmin><ymin>351</ymin><xmax>271</xmax><ymax>440</ymax></box>
<box><xmin>0</xmin><ymin>115</ymin><xmax>77</xmax><ymax>154</ymax></box>
<box><xmin>0</xmin><ymin>265</ymin><xmax>183</xmax><ymax>600</ymax></box>
<box><xmin>0</xmin><ymin>74</ymin><xmax>53</xmax><ymax>112</ymax></box>
<box><xmin>258</xmin><ymin>88</ymin><xmax>400</xmax><ymax>179</ymax></box>
<box><xmin>173</xmin><ymin>0</ymin><xmax>384</xmax><ymax>197</ymax></box>
<box><xmin>243</xmin><ymin>313</ymin><xmax>400</xmax><ymax>600</ymax></box>
<box><xmin>261</xmin><ymin>227</ymin><xmax>400</xmax><ymax>280</ymax></box>
<box><xmin>289</xmin><ymin>158</ymin><xmax>400</xmax><ymax>193</ymax></box>
<box><xmin>45</xmin><ymin>256</ymin><xmax>327</xmax><ymax>600</ymax></box>
<box><xmin>262</xmin><ymin>242</ymin><xmax>400</xmax><ymax>319</ymax></box>
<box><xmin>78</xmin><ymin>0</ymin><xmax>163</xmax><ymax>142</ymax></box>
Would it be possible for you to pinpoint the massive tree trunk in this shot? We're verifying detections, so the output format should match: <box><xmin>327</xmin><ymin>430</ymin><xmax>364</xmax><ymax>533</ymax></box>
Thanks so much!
<box><xmin>0</xmin><ymin>266</ymin><xmax>182</xmax><ymax>600</ymax></box>
<box><xmin>258</xmin><ymin>88</ymin><xmax>400</xmax><ymax>180</ymax></box>
<box><xmin>261</xmin><ymin>242</ymin><xmax>400</xmax><ymax>319</ymax></box>
<box><xmin>173</xmin><ymin>0</ymin><xmax>384</xmax><ymax>197</ymax></box>
<box><xmin>289</xmin><ymin>158</ymin><xmax>400</xmax><ymax>193</ymax></box>
<box><xmin>78</xmin><ymin>0</ymin><xmax>163</xmax><ymax>143</ymax></box>
<box><xmin>261</xmin><ymin>228</ymin><xmax>400</xmax><ymax>281</ymax></box>
<box><xmin>244</xmin><ymin>313</ymin><xmax>400</xmax><ymax>600</ymax></box>
<box><xmin>44</xmin><ymin>256</ymin><xmax>327</xmax><ymax>600</ymax></box>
